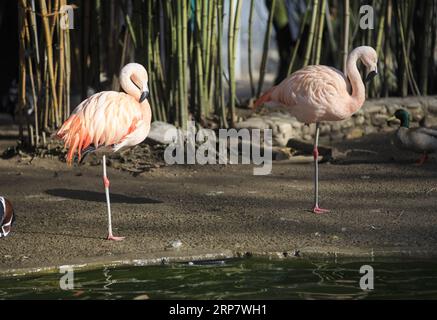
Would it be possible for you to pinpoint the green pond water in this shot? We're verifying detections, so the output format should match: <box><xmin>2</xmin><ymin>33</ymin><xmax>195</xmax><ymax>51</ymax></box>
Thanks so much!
<box><xmin>1</xmin><ymin>257</ymin><xmax>437</xmax><ymax>299</ymax></box>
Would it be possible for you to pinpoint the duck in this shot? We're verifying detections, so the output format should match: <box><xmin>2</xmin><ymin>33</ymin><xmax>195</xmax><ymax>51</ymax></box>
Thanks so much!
<box><xmin>0</xmin><ymin>196</ymin><xmax>15</xmax><ymax>238</ymax></box>
<box><xmin>387</xmin><ymin>109</ymin><xmax>437</xmax><ymax>165</ymax></box>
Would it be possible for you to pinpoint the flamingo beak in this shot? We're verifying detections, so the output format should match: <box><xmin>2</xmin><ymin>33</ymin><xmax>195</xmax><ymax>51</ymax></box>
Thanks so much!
<box><xmin>366</xmin><ymin>66</ymin><xmax>378</xmax><ymax>82</ymax></box>
<box><xmin>139</xmin><ymin>87</ymin><xmax>149</xmax><ymax>103</ymax></box>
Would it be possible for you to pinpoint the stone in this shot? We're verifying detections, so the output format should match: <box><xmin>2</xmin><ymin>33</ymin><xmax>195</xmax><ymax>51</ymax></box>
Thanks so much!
<box><xmin>303</xmin><ymin>134</ymin><xmax>313</xmax><ymax>141</ymax></box>
<box><xmin>346</xmin><ymin>128</ymin><xmax>364</xmax><ymax>140</ymax></box>
<box><xmin>404</xmin><ymin>100</ymin><xmax>422</xmax><ymax>109</ymax></box>
<box><xmin>364</xmin><ymin>105</ymin><xmax>386</xmax><ymax>113</ymax></box>
<box><xmin>330</xmin><ymin>122</ymin><xmax>342</xmax><ymax>132</ymax></box>
<box><xmin>422</xmin><ymin>115</ymin><xmax>437</xmax><ymax>128</ymax></box>
<box><xmin>319</xmin><ymin>124</ymin><xmax>331</xmax><ymax>135</ymax></box>
<box><xmin>411</xmin><ymin>109</ymin><xmax>425</xmax><ymax>122</ymax></box>
<box><xmin>427</xmin><ymin>98</ymin><xmax>437</xmax><ymax>114</ymax></box>
<box><xmin>386</xmin><ymin>103</ymin><xmax>403</xmax><ymax>115</ymax></box>
<box><xmin>371</xmin><ymin>114</ymin><xmax>389</xmax><ymax>126</ymax></box>
<box><xmin>341</xmin><ymin>118</ymin><xmax>354</xmax><ymax>129</ymax></box>
<box><xmin>364</xmin><ymin>126</ymin><xmax>376</xmax><ymax>135</ymax></box>
<box><xmin>330</xmin><ymin>132</ymin><xmax>345</xmax><ymax>141</ymax></box>
<box><xmin>147</xmin><ymin>121</ymin><xmax>178</xmax><ymax>144</ymax></box>
<box><xmin>235</xmin><ymin>117</ymin><xmax>270</xmax><ymax>130</ymax></box>
<box><xmin>354</xmin><ymin>115</ymin><xmax>365</xmax><ymax>125</ymax></box>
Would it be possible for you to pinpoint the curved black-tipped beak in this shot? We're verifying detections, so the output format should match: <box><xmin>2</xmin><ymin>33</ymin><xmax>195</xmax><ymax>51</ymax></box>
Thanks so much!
<box><xmin>366</xmin><ymin>70</ymin><xmax>378</xmax><ymax>83</ymax></box>
<box><xmin>139</xmin><ymin>90</ymin><xmax>149</xmax><ymax>103</ymax></box>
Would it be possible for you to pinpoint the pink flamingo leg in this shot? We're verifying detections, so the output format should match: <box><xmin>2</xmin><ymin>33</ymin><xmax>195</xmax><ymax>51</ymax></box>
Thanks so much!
<box><xmin>102</xmin><ymin>155</ymin><xmax>125</xmax><ymax>241</ymax></box>
<box><xmin>312</xmin><ymin>123</ymin><xmax>329</xmax><ymax>214</ymax></box>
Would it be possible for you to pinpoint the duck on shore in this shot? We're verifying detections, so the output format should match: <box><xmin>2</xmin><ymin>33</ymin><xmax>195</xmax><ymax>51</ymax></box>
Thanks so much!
<box><xmin>387</xmin><ymin>109</ymin><xmax>437</xmax><ymax>165</ymax></box>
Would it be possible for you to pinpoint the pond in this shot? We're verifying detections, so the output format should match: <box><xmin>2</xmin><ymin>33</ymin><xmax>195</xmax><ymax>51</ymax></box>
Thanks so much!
<box><xmin>1</xmin><ymin>257</ymin><xmax>437</xmax><ymax>299</ymax></box>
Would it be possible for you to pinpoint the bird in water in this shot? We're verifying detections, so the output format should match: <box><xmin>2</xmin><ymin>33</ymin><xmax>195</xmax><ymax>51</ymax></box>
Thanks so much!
<box><xmin>0</xmin><ymin>196</ymin><xmax>15</xmax><ymax>238</ymax></box>
<box><xmin>254</xmin><ymin>46</ymin><xmax>378</xmax><ymax>213</ymax></box>
<box><xmin>57</xmin><ymin>63</ymin><xmax>152</xmax><ymax>241</ymax></box>
<box><xmin>387</xmin><ymin>109</ymin><xmax>437</xmax><ymax>165</ymax></box>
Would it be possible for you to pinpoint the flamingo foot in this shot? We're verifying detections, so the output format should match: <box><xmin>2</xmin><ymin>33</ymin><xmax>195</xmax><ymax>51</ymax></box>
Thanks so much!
<box><xmin>107</xmin><ymin>234</ymin><xmax>125</xmax><ymax>241</ymax></box>
<box><xmin>312</xmin><ymin>205</ymin><xmax>330</xmax><ymax>214</ymax></box>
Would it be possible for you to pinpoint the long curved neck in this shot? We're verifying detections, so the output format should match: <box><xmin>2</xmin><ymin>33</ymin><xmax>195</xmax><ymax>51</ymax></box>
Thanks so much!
<box><xmin>120</xmin><ymin>71</ymin><xmax>141</xmax><ymax>100</ymax></box>
<box><xmin>345</xmin><ymin>49</ymin><xmax>366</xmax><ymax>111</ymax></box>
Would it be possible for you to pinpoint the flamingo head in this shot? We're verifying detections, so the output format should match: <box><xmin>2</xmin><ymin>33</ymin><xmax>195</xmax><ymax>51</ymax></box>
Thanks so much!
<box><xmin>359</xmin><ymin>46</ymin><xmax>378</xmax><ymax>82</ymax></box>
<box><xmin>120</xmin><ymin>63</ymin><xmax>150</xmax><ymax>102</ymax></box>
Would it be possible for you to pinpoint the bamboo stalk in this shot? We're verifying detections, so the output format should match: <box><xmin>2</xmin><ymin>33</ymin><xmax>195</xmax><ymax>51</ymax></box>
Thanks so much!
<box><xmin>248</xmin><ymin>0</ymin><xmax>255</xmax><ymax>96</ymax></box>
<box><xmin>216</xmin><ymin>0</ymin><xmax>227</xmax><ymax>128</ymax></box>
<box><xmin>39</xmin><ymin>0</ymin><xmax>59</xmax><ymax>127</ymax></box>
<box><xmin>342</xmin><ymin>0</ymin><xmax>349</xmax><ymax>72</ymax></box>
<box><xmin>303</xmin><ymin>0</ymin><xmax>318</xmax><ymax>67</ymax></box>
<box><xmin>314</xmin><ymin>0</ymin><xmax>326</xmax><ymax>65</ymax></box>
<box><xmin>228</xmin><ymin>0</ymin><xmax>242</xmax><ymax>126</ymax></box>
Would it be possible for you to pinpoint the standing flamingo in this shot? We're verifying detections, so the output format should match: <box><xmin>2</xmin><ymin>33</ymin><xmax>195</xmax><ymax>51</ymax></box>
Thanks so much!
<box><xmin>57</xmin><ymin>63</ymin><xmax>152</xmax><ymax>240</ymax></box>
<box><xmin>255</xmin><ymin>46</ymin><xmax>378</xmax><ymax>213</ymax></box>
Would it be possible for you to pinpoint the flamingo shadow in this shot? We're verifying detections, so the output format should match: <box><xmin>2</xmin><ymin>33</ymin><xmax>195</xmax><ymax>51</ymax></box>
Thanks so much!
<box><xmin>45</xmin><ymin>188</ymin><xmax>162</xmax><ymax>204</ymax></box>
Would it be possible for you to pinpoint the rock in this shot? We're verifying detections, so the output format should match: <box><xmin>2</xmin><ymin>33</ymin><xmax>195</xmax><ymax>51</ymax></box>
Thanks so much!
<box><xmin>303</xmin><ymin>134</ymin><xmax>312</xmax><ymax>141</ymax></box>
<box><xmin>235</xmin><ymin>117</ymin><xmax>269</xmax><ymax>130</ymax></box>
<box><xmin>346</xmin><ymin>128</ymin><xmax>364</xmax><ymax>140</ymax></box>
<box><xmin>341</xmin><ymin>118</ymin><xmax>354</xmax><ymax>129</ymax></box>
<box><xmin>364</xmin><ymin>126</ymin><xmax>376</xmax><ymax>135</ymax></box>
<box><xmin>386</xmin><ymin>103</ymin><xmax>403</xmax><ymax>115</ymax></box>
<box><xmin>354</xmin><ymin>115</ymin><xmax>365</xmax><ymax>125</ymax></box>
<box><xmin>411</xmin><ymin>109</ymin><xmax>425</xmax><ymax>122</ymax></box>
<box><xmin>422</xmin><ymin>115</ymin><xmax>437</xmax><ymax>128</ymax></box>
<box><xmin>147</xmin><ymin>121</ymin><xmax>178</xmax><ymax>144</ymax></box>
<box><xmin>319</xmin><ymin>124</ymin><xmax>331</xmax><ymax>135</ymax></box>
<box><xmin>371</xmin><ymin>114</ymin><xmax>388</xmax><ymax>126</ymax></box>
<box><xmin>330</xmin><ymin>132</ymin><xmax>345</xmax><ymax>141</ymax></box>
<box><xmin>330</xmin><ymin>122</ymin><xmax>342</xmax><ymax>132</ymax></box>
<box><xmin>404</xmin><ymin>100</ymin><xmax>422</xmax><ymax>109</ymax></box>
<box><xmin>364</xmin><ymin>105</ymin><xmax>385</xmax><ymax>113</ymax></box>
<box><xmin>273</xmin><ymin>147</ymin><xmax>293</xmax><ymax>160</ymax></box>
<box><xmin>427</xmin><ymin>98</ymin><xmax>437</xmax><ymax>114</ymax></box>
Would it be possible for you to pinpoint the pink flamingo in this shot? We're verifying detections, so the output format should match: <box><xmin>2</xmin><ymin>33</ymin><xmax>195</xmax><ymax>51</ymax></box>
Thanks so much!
<box><xmin>255</xmin><ymin>46</ymin><xmax>378</xmax><ymax>213</ymax></box>
<box><xmin>57</xmin><ymin>63</ymin><xmax>152</xmax><ymax>240</ymax></box>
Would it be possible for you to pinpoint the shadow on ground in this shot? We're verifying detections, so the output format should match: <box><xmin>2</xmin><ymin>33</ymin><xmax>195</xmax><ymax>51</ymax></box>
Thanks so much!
<box><xmin>45</xmin><ymin>188</ymin><xmax>162</xmax><ymax>204</ymax></box>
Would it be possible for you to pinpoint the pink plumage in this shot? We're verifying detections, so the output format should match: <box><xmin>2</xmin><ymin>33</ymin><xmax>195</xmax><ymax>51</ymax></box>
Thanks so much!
<box><xmin>255</xmin><ymin>46</ymin><xmax>378</xmax><ymax>213</ymax></box>
<box><xmin>56</xmin><ymin>63</ymin><xmax>151</xmax><ymax>241</ymax></box>
<box><xmin>57</xmin><ymin>63</ymin><xmax>152</xmax><ymax>164</ymax></box>
<box><xmin>255</xmin><ymin>46</ymin><xmax>378</xmax><ymax>124</ymax></box>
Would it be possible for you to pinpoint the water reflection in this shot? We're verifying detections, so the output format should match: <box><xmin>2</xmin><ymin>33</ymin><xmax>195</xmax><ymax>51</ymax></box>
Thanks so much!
<box><xmin>1</xmin><ymin>258</ymin><xmax>437</xmax><ymax>299</ymax></box>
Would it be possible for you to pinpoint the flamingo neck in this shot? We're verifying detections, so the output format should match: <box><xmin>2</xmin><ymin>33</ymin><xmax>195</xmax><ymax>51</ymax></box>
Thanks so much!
<box><xmin>345</xmin><ymin>49</ymin><xmax>366</xmax><ymax>112</ymax></box>
<box><xmin>120</xmin><ymin>70</ymin><xmax>141</xmax><ymax>101</ymax></box>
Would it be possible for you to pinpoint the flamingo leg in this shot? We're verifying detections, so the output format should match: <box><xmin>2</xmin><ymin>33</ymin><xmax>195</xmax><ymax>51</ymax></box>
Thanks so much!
<box><xmin>312</xmin><ymin>123</ymin><xmax>329</xmax><ymax>214</ymax></box>
<box><xmin>102</xmin><ymin>155</ymin><xmax>125</xmax><ymax>241</ymax></box>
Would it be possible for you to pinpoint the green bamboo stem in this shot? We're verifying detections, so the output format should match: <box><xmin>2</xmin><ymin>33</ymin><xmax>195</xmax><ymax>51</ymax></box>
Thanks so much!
<box><xmin>342</xmin><ymin>0</ymin><xmax>349</xmax><ymax>72</ymax></box>
<box><xmin>303</xmin><ymin>0</ymin><xmax>318</xmax><ymax>67</ymax></box>
<box><xmin>314</xmin><ymin>0</ymin><xmax>326</xmax><ymax>65</ymax></box>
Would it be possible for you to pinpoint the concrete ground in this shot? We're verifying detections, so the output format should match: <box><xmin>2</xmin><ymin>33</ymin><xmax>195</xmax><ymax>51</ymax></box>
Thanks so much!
<box><xmin>1</xmin><ymin>124</ymin><xmax>437</xmax><ymax>273</ymax></box>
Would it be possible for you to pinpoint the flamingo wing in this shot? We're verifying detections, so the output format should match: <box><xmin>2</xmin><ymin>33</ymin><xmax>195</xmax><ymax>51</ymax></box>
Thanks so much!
<box><xmin>257</xmin><ymin>65</ymin><xmax>350</xmax><ymax>122</ymax></box>
<box><xmin>57</xmin><ymin>91</ymin><xmax>146</xmax><ymax>164</ymax></box>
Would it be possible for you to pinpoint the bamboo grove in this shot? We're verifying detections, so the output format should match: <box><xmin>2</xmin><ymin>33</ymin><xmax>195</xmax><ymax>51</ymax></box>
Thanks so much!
<box><xmin>17</xmin><ymin>0</ymin><xmax>437</xmax><ymax>148</ymax></box>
